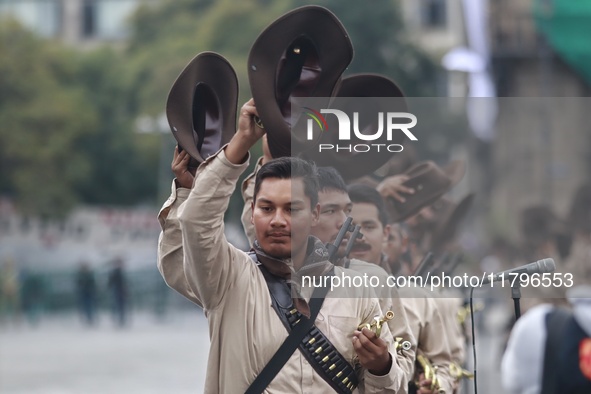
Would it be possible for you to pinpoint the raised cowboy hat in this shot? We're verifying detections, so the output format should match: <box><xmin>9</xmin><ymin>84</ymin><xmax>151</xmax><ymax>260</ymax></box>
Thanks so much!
<box><xmin>350</xmin><ymin>145</ymin><xmax>419</xmax><ymax>188</ymax></box>
<box><xmin>248</xmin><ymin>5</ymin><xmax>353</xmax><ymax>158</ymax></box>
<box><xmin>304</xmin><ymin>74</ymin><xmax>407</xmax><ymax>180</ymax></box>
<box><xmin>166</xmin><ymin>52</ymin><xmax>238</xmax><ymax>167</ymax></box>
<box><xmin>387</xmin><ymin>159</ymin><xmax>466</xmax><ymax>223</ymax></box>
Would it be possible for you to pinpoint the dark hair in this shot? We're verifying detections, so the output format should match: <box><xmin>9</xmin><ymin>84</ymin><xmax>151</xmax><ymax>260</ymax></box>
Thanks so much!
<box><xmin>347</xmin><ymin>184</ymin><xmax>390</xmax><ymax>226</ymax></box>
<box><xmin>317</xmin><ymin>167</ymin><xmax>347</xmax><ymax>193</ymax></box>
<box><xmin>254</xmin><ymin>157</ymin><xmax>319</xmax><ymax>209</ymax></box>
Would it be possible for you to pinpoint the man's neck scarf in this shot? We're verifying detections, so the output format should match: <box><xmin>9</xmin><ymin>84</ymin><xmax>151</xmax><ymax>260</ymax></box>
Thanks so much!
<box><xmin>252</xmin><ymin>236</ymin><xmax>334</xmax><ymax>317</ymax></box>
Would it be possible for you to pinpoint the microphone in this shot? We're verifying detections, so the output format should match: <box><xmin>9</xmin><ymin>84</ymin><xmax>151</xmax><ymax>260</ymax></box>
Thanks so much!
<box><xmin>480</xmin><ymin>258</ymin><xmax>556</xmax><ymax>284</ymax></box>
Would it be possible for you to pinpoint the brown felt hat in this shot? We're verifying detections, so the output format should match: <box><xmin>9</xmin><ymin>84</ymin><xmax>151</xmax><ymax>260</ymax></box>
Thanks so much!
<box><xmin>347</xmin><ymin>145</ymin><xmax>419</xmax><ymax>189</ymax></box>
<box><xmin>388</xmin><ymin>160</ymin><xmax>466</xmax><ymax>223</ymax></box>
<box><xmin>166</xmin><ymin>52</ymin><xmax>238</xmax><ymax>167</ymax></box>
<box><xmin>248</xmin><ymin>5</ymin><xmax>353</xmax><ymax>158</ymax></box>
<box><xmin>304</xmin><ymin>74</ymin><xmax>407</xmax><ymax>180</ymax></box>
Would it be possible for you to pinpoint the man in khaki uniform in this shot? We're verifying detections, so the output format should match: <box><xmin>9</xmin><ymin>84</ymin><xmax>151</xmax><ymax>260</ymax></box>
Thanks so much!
<box><xmin>239</xmin><ymin>159</ymin><xmax>417</xmax><ymax>386</ymax></box>
<box><xmin>376</xmin><ymin>164</ymin><xmax>474</xmax><ymax>346</ymax></box>
<box><xmin>431</xmin><ymin>296</ymin><xmax>469</xmax><ymax>392</ymax></box>
<box><xmin>346</xmin><ymin>184</ymin><xmax>455</xmax><ymax>394</ymax></box>
<box><xmin>415</xmin><ymin>194</ymin><xmax>472</xmax><ymax>373</ymax></box>
<box><xmin>164</xmin><ymin>100</ymin><xmax>408</xmax><ymax>393</ymax></box>
<box><xmin>385</xmin><ymin>191</ymin><xmax>474</xmax><ymax>393</ymax></box>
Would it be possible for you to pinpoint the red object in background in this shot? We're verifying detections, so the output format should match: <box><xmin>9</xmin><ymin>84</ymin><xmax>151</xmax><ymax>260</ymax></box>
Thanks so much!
<box><xmin>580</xmin><ymin>338</ymin><xmax>591</xmax><ymax>380</ymax></box>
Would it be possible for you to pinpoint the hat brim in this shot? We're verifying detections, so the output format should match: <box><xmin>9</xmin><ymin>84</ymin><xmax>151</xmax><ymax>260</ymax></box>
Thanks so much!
<box><xmin>389</xmin><ymin>159</ymin><xmax>465</xmax><ymax>223</ymax></box>
<box><xmin>166</xmin><ymin>52</ymin><xmax>238</xmax><ymax>166</ymax></box>
<box><xmin>387</xmin><ymin>161</ymin><xmax>453</xmax><ymax>223</ymax></box>
<box><xmin>248</xmin><ymin>5</ymin><xmax>353</xmax><ymax>158</ymax></box>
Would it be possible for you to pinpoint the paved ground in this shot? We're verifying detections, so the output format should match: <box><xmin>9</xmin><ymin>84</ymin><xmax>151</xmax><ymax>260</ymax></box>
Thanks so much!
<box><xmin>0</xmin><ymin>310</ymin><xmax>209</xmax><ymax>394</ymax></box>
<box><xmin>0</xmin><ymin>306</ymin><xmax>507</xmax><ymax>393</ymax></box>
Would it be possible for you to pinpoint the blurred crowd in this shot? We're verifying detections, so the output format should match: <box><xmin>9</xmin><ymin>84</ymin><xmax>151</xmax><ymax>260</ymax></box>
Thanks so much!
<box><xmin>0</xmin><ymin>257</ymin><xmax>136</xmax><ymax>328</ymax></box>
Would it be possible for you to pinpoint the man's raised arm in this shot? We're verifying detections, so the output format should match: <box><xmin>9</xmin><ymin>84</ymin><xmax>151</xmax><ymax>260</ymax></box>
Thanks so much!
<box><xmin>178</xmin><ymin>99</ymin><xmax>265</xmax><ymax>310</ymax></box>
<box><xmin>156</xmin><ymin>147</ymin><xmax>201</xmax><ymax>306</ymax></box>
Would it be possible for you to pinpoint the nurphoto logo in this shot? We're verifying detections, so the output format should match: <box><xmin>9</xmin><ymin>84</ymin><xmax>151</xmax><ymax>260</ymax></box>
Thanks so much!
<box><xmin>304</xmin><ymin>108</ymin><xmax>418</xmax><ymax>153</ymax></box>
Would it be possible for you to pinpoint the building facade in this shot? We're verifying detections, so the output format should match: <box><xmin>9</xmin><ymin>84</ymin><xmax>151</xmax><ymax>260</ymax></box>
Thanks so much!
<box><xmin>489</xmin><ymin>0</ymin><xmax>591</xmax><ymax>240</ymax></box>
<box><xmin>0</xmin><ymin>0</ymin><xmax>156</xmax><ymax>46</ymax></box>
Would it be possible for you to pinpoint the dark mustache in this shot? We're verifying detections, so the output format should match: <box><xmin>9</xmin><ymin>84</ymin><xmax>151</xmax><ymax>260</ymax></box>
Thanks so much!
<box><xmin>350</xmin><ymin>242</ymin><xmax>371</xmax><ymax>251</ymax></box>
<box><xmin>267</xmin><ymin>231</ymin><xmax>291</xmax><ymax>236</ymax></box>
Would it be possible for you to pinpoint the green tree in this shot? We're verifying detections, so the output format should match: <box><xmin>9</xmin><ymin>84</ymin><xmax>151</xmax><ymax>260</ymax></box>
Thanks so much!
<box><xmin>125</xmin><ymin>0</ymin><xmax>438</xmax><ymax>117</ymax></box>
<box><xmin>0</xmin><ymin>22</ymin><xmax>96</xmax><ymax>217</ymax></box>
<box><xmin>304</xmin><ymin>0</ymin><xmax>439</xmax><ymax>96</ymax></box>
<box><xmin>0</xmin><ymin>21</ymin><xmax>159</xmax><ymax>216</ymax></box>
<box><xmin>72</xmin><ymin>47</ymin><xmax>159</xmax><ymax>206</ymax></box>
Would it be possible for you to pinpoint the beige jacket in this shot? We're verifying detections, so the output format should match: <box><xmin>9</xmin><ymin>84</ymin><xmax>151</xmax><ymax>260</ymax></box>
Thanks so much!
<box><xmin>157</xmin><ymin>182</ymin><xmax>201</xmax><ymax>306</ymax></box>
<box><xmin>172</xmin><ymin>149</ymin><xmax>407</xmax><ymax>394</ymax></box>
<box><xmin>398</xmin><ymin>288</ymin><xmax>455</xmax><ymax>393</ymax></box>
<box><xmin>431</xmin><ymin>296</ymin><xmax>466</xmax><ymax>366</ymax></box>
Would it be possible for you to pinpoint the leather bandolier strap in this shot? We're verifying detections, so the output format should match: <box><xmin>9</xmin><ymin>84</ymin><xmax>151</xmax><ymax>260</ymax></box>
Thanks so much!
<box><xmin>284</xmin><ymin>304</ymin><xmax>360</xmax><ymax>393</ymax></box>
<box><xmin>254</xmin><ymin>255</ymin><xmax>359</xmax><ymax>394</ymax></box>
